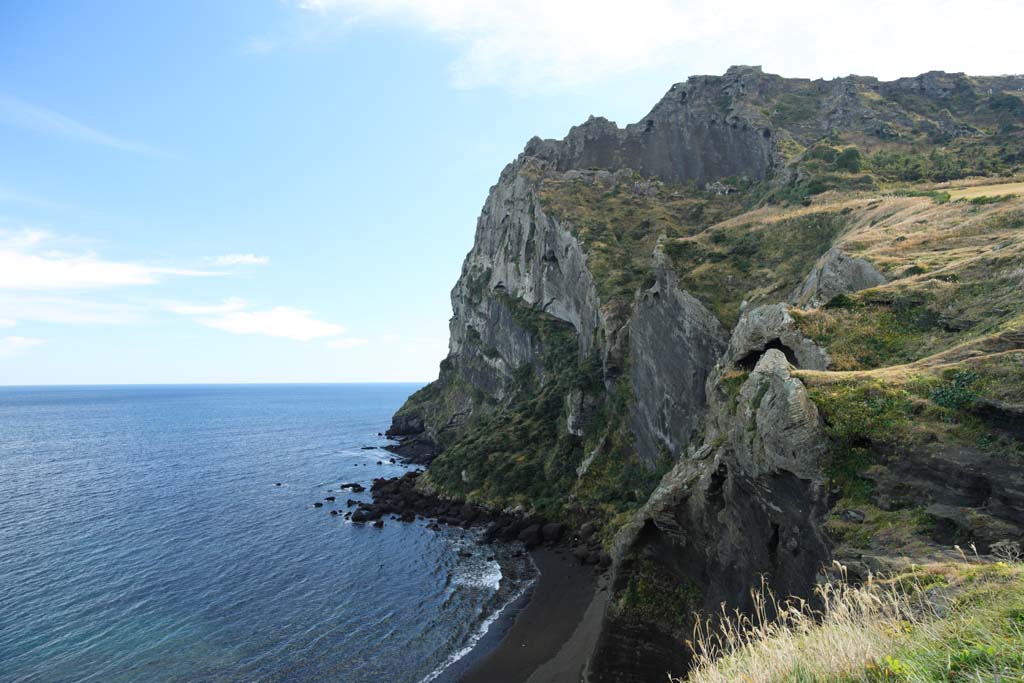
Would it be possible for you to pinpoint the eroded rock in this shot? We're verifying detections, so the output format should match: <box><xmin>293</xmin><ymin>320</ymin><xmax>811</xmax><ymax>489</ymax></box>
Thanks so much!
<box><xmin>790</xmin><ymin>247</ymin><xmax>886</xmax><ymax>308</ymax></box>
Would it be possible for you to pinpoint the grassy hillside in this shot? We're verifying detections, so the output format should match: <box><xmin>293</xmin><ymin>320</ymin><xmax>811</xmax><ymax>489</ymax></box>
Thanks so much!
<box><xmin>676</xmin><ymin>554</ymin><xmax>1024</xmax><ymax>683</ymax></box>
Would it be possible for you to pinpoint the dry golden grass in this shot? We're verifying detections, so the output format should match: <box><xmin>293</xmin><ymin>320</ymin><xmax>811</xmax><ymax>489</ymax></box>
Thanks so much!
<box><xmin>674</xmin><ymin>554</ymin><xmax>1024</xmax><ymax>683</ymax></box>
<box><xmin>947</xmin><ymin>181</ymin><xmax>1024</xmax><ymax>200</ymax></box>
<box><xmin>679</xmin><ymin>566</ymin><xmax>913</xmax><ymax>683</ymax></box>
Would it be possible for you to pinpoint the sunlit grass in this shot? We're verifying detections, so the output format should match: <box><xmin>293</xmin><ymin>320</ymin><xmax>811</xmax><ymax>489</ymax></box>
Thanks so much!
<box><xmin>675</xmin><ymin>552</ymin><xmax>1024</xmax><ymax>683</ymax></box>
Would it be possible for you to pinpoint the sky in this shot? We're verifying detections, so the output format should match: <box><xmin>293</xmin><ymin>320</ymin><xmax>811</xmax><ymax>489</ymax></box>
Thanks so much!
<box><xmin>1</xmin><ymin>1</ymin><xmax>1022</xmax><ymax>384</ymax></box>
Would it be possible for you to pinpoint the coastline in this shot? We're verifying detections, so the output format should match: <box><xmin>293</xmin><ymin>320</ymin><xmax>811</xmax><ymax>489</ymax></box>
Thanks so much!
<box><xmin>441</xmin><ymin>547</ymin><xmax>607</xmax><ymax>683</ymax></box>
<box><xmin>383</xmin><ymin>436</ymin><xmax>611</xmax><ymax>683</ymax></box>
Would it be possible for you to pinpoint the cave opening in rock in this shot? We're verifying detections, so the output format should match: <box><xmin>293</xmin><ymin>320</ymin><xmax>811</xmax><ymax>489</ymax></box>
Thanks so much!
<box><xmin>736</xmin><ymin>338</ymin><xmax>799</xmax><ymax>370</ymax></box>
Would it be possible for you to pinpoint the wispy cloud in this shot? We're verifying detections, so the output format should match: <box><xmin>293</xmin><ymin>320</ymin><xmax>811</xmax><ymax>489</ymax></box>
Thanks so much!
<box><xmin>168</xmin><ymin>299</ymin><xmax>346</xmax><ymax>341</ymax></box>
<box><xmin>0</xmin><ymin>335</ymin><xmax>44</xmax><ymax>357</ymax></box>
<box><xmin>202</xmin><ymin>306</ymin><xmax>345</xmax><ymax>340</ymax></box>
<box><xmin>295</xmin><ymin>0</ymin><xmax>1024</xmax><ymax>90</ymax></box>
<box><xmin>0</xmin><ymin>318</ymin><xmax>15</xmax><ymax>327</ymax></box>
<box><xmin>0</xmin><ymin>228</ymin><xmax>220</xmax><ymax>290</ymax></box>
<box><xmin>162</xmin><ymin>297</ymin><xmax>248</xmax><ymax>316</ymax></box>
<box><xmin>0</xmin><ymin>93</ymin><xmax>160</xmax><ymax>155</ymax></box>
<box><xmin>213</xmin><ymin>253</ymin><xmax>269</xmax><ymax>266</ymax></box>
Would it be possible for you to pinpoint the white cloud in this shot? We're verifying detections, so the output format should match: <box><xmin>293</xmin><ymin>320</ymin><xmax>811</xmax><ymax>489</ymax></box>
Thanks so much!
<box><xmin>0</xmin><ymin>294</ymin><xmax>145</xmax><ymax>325</ymax></box>
<box><xmin>163</xmin><ymin>297</ymin><xmax>247</xmax><ymax>315</ymax></box>
<box><xmin>296</xmin><ymin>0</ymin><xmax>1024</xmax><ymax>90</ymax></box>
<box><xmin>0</xmin><ymin>94</ymin><xmax>159</xmax><ymax>155</ymax></box>
<box><xmin>0</xmin><ymin>335</ymin><xmax>44</xmax><ymax>357</ymax></box>
<box><xmin>0</xmin><ymin>228</ymin><xmax>220</xmax><ymax>290</ymax></box>
<box><xmin>166</xmin><ymin>298</ymin><xmax>351</xmax><ymax>341</ymax></box>
<box><xmin>0</xmin><ymin>318</ymin><xmax>14</xmax><ymax>327</ymax></box>
<box><xmin>327</xmin><ymin>336</ymin><xmax>369</xmax><ymax>349</ymax></box>
<box><xmin>201</xmin><ymin>306</ymin><xmax>345</xmax><ymax>341</ymax></box>
<box><xmin>214</xmin><ymin>253</ymin><xmax>270</xmax><ymax>266</ymax></box>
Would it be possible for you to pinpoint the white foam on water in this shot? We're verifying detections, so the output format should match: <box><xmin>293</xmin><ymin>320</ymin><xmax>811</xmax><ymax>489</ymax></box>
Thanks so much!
<box><xmin>451</xmin><ymin>556</ymin><xmax>503</xmax><ymax>591</ymax></box>
<box><xmin>417</xmin><ymin>567</ymin><xmax>536</xmax><ymax>683</ymax></box>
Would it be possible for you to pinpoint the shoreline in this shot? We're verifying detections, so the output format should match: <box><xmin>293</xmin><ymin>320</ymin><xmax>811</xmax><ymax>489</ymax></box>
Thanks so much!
<box><xmin>380</xmin><ymin>438</ymin><xmax>610</xmax><ymax>683</ymax></box>
<box><xmin>452</xmin><ymin>546</ymin><xmax>606</xmax><ymax>683</ymax></box>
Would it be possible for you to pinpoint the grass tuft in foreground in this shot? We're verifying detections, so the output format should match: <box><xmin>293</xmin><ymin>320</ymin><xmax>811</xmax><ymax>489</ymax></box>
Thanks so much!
<box><xmin>676</xmin><ymin>551</ymin><xmax>1024</xmax><ymax>683</ymax></box>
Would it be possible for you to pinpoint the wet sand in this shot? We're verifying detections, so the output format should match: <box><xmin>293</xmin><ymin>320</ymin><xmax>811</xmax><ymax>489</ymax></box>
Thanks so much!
<box><xmin>457</xmin><ymin>546</ymin><xmax>605</xmax><ymax>683</ymax></box>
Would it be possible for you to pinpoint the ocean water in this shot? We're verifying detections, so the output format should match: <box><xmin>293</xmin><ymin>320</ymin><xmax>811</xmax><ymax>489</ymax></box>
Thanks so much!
<box><xmin>0</xmin><ymin>384</ymin><xmax>517</xmax><ymax>683</ymax></box>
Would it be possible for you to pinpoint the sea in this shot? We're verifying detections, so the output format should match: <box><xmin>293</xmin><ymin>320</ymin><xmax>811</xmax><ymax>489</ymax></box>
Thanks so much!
<box><xmin>0</xmin><ymin>384</ymin><xmax>527</xmax><ymax>683</ymax></box>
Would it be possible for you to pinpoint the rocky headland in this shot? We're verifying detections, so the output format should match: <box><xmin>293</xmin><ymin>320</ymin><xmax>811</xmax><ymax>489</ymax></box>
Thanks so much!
<box><xmin>384</xmin><ymin>66</ymin><xmax>1024</xmax><ymax>681</ymax></box>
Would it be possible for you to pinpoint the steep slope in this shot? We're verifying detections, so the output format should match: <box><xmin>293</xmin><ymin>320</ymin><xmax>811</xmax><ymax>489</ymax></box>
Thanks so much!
<box><xmin>387</xmin><ymin>66</ymin><xmax>1024</xmax><ymax>680</ymax></box>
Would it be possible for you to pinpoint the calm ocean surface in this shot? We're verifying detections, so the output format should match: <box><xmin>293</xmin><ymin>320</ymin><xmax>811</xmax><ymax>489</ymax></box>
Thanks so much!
<box><xmin>0</xmin><ymin>384</ymin><xmax>512</xmax><ymax>683</ymax></box>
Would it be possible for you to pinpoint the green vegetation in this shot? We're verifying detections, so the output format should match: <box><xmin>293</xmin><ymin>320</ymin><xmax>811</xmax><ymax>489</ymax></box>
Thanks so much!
<box><xmin>759</xmin><ymin>144</ymin><xmax>878</xmax><ymax>205</ymax></box>
<box><xmin>868</xmin><ymin>143</ymin><xmax>1020</xmax><ymax>183</ymax></box>
<box><xmin>667</xmin><ymin>211</ymin><xmax>848</xmax><ymax>325</ymax></box>
<box><xmin>825</xmin><ymin>502</ymin><xmax>934</xmax><ymax>552</ymax></box>
<box><xmin>537</xmin><ymin>172</ymin><xmax>746</xmax><ymax>304</ymax></box>
<box><xmin>423</xmin><ymin>297</ymin><xmax>586</xmax><ymax>518</ymax></box>
<box><xmin>808</xmin><ymin>378</ymin><xmax>921</xmax><ymax>502</ymax></box>
<box><xmin>806</xmin><ymin>359</ymin><xmax>1024</xmax><ymax>507</ymax></box>
<box><xmin>677</xmin><ymin>560</ymin><xmax>1024</xmax><ymax>683</ymax></box>
<box><xmin>617</xmin><ymin>557</ymin><xmax>702</xmax><ymax>636</ymax></box>
<box><xmin>792</xmin><ymin>289</ymin><xmax>949</xmax><ymax>370</ymax></box>
<box><xmin>930</xmin><ymin>370</ymin><xmax>980</xmax><ymax>410</ymax></box>
<box><xmin>889</xmin><ymin>188</ymin><xmax>951</xmax><ymax>204</ymax></box>
<box><xmin>422</xmin><ymin>294</ymin><xmax>667</xmax><ymax>533</ymax></box>
<box><xmin>792</xmin><ymin>260</ymin><xmax>1022</xmax><ymax>371</ymax></box>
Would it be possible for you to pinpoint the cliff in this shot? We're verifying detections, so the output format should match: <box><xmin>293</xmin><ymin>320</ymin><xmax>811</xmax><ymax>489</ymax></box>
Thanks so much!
<box><xmin>388</xmin><ymin>66</ymin><xmax>1024</xmax><ymax>680</ymax></box>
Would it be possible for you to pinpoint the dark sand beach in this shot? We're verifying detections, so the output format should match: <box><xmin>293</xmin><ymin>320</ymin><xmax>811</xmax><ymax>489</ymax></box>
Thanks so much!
<box><xmin>457</xmin><ymin>547</ymin><xmax>610</xmax><ymax>683</ymax></box>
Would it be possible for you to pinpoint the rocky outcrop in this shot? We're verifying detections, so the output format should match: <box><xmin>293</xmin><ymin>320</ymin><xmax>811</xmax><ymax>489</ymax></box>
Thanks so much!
<box><xmin>591</xmin><ymin>349</ymin><xmax>830</xmax><ymax>681</ymax></box>
<box><xmin>628</xmin><ymin>257</ymin><xmax>728</xmax><ymax>466</ymax></box>
<box><xmin>524</xmin><ymin>67</ymin><xmax>779</xmax><ymax>185</ymax></box>
<box><xmin>725</xmin><ymin>303</ymin><xmax>830</xmax><ymax>371</ymax></box>
<box><xmin>790</xmin><ymin>247</ymin><xmax>887</xmax><ymax>308</ymax></box>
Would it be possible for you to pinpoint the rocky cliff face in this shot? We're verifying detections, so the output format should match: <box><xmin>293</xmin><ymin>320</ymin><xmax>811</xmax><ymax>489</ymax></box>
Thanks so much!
<box><xmin>388</xmin><ymin>66</ymin><xmax>1024</xmax><ymax>680</ymax></box>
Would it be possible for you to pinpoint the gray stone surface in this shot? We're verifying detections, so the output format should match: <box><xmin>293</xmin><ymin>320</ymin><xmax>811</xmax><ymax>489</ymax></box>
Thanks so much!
<box><xmin>724</xmin><ymin>303</ymin><xmax>830</xmax><ymax>371</ymax></box>
<box><xmin>628</xmin><ymin>256</ymin><xmax>727</xmax><ymax>466</ymax></box>
<box><xmin>593</xmin><ymin>349</ymin><xmax>830</xmax><ymax>682</ymax></box>
<box><xmin>790</xmin><ymin>247</ymin><xmax>887</xmax><ymax>308</ymax></box>
<box><xmin>523</xmin><ymin>66</ymin><xmax>778</xmax><ymax>185</ymax></box>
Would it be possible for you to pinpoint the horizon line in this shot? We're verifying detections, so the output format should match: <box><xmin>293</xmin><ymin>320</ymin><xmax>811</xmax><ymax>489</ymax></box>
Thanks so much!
<box><xmin>0</xmin><ymin>380</ymin><xmax>432</xmax><ymax>388</ymax></box>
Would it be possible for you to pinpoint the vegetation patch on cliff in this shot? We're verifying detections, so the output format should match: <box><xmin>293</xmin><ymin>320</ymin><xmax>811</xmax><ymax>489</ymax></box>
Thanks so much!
<box><xmin>616</xmin><ymin>556</ymin><xmax>702</xmax><ymax>638</ymax></box>
<box><xmin>536</xmin><ymin>171</ymin><xmax>746</xmax><ymax>305</ymax></box>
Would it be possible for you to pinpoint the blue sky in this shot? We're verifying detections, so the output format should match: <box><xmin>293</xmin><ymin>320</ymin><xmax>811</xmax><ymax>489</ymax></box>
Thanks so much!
<box><xmin>1</xmin><ymin>0</ymin><xmax>1021</xmax><ymax>384</ymax></box>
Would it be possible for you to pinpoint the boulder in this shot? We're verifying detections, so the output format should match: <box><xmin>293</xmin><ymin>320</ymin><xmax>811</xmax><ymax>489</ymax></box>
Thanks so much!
<box><xmin>541</xmin><ymin>522</ymin><xmax>564</xmax><ymax>543</ymax></box>
<box><xmin>841</xmin><ymin>509</ymin><xmax>866</xmax><ymax>524</ymax></box>
<box><xmin>517</xmin><ymin>524</ymin><xmax>542</xmax><ymax>549</ymax></box>
<box><xmin>790</xmin><ymin>247</ymin><xmax>886</xmax><ymax>309</ymax></box>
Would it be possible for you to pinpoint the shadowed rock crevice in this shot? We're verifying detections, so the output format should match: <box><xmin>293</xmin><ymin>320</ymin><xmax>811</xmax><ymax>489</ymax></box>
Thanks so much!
<box><xmin>736</xmin><ymin>337</ymin><xmax>800</xmax><ymax>370</ymax></box>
